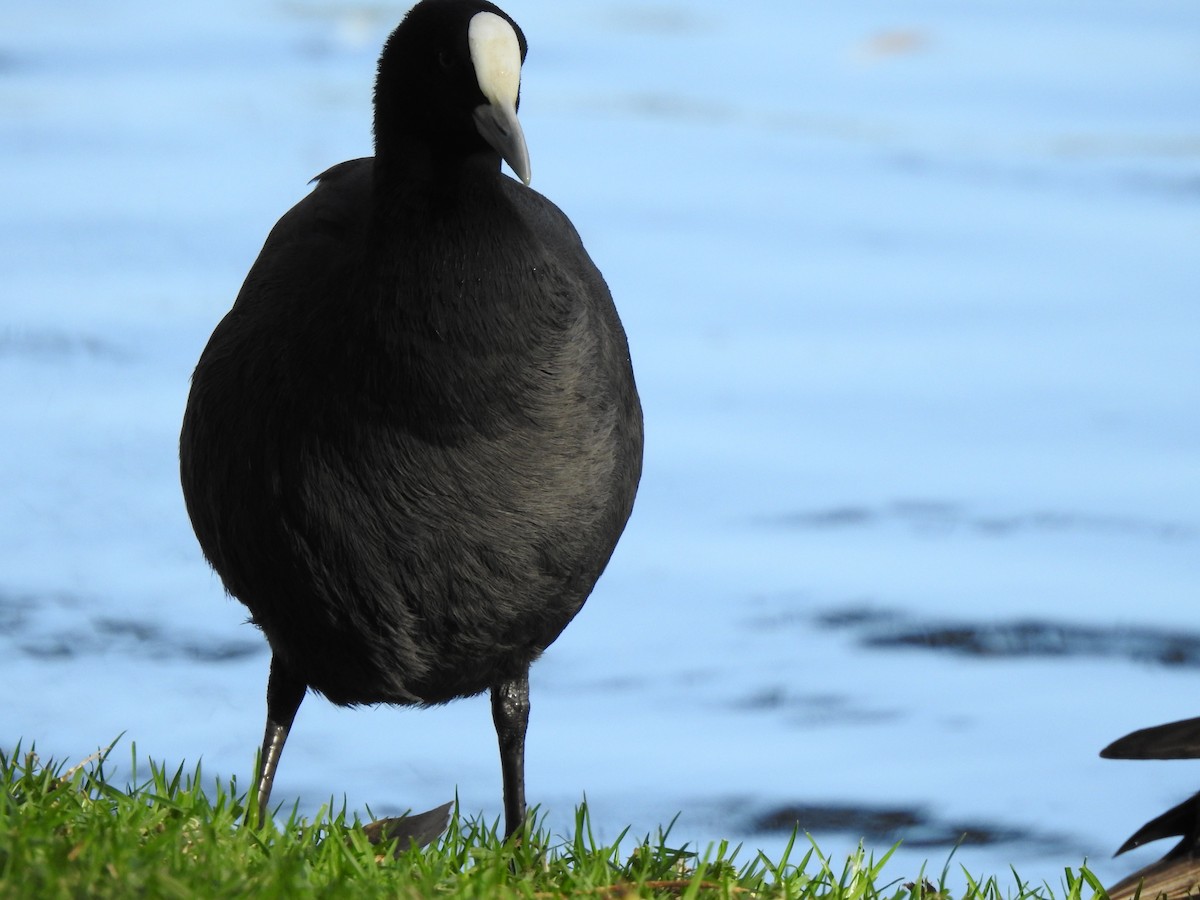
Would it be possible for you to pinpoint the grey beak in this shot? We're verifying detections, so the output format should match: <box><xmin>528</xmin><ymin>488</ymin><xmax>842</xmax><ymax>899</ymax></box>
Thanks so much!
<box><xmin>473</xmin><ymin>100</ymin><xmax>531</xmax><ymax>186</ymax></box>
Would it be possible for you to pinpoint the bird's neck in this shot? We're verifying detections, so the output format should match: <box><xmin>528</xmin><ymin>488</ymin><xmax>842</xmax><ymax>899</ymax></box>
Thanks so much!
<box><xmin>372</xmin><ymin>139</ymin><xmax>504</xmax><ymax>215</ymax></box>
<box><xmin>359</xmin><ymin>162</ymin><xmax>552</xmax><ymax>355</ymax></box>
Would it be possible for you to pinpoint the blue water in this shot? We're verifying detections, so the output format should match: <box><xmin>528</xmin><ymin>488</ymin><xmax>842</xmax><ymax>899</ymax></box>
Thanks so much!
<box><xmin>2</xmin><ymin>0</ymin><xmax>1198</xmax><ymax>891</ymax></box>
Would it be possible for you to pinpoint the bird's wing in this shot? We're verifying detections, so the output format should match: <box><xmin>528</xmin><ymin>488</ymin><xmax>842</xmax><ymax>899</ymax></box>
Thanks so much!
<box><xmin>1102</xmin><ymin>717</ymin><xmax>1200</xmax><ymax>760</ymax></box>
<box><xmin>230</xmin><ymin>158</ymin><xmax>375</xmax><ymax>316</ymax></box>
<box><xmin>1113</xmin><ymin>791</ymin><xmax>1200</xmax><ymax>857</ymax></box>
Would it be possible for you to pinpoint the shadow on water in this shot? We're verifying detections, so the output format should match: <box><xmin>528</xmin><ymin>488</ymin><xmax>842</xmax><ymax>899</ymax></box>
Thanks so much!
<box><xmin>816</xmin><ymin>606</ymin><xmax>1200</xmax><ymax>669</ymax></box>
<box><xmin>729</xmin><ymin>687</ymin><xmax>901</xmax><ymax>727</ymax></box>
<box><xmin>745</xmin><ymin>800</ymin><xmax>1077</xmax><ymax>853</ymax></box>
<box><xmin>0</xmin><ymin>329</ymin><xmax>130</xmax><ymax>363</ymax></box>
<box><xmin>774</xmin><ymin>500</ymin><xmax>1196</xmax><ymax>543</ymax></box>
<box><xmin>0</xmin><ymin>591</ymin><xmax>261</xmax><ymax>663</ymax></box>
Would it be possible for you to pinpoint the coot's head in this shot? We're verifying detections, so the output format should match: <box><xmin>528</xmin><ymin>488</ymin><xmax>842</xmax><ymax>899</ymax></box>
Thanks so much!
<box><xmin>374</xmin><ymin>0</ymin><xmax>531</xmax><ymax>184</ymax></box>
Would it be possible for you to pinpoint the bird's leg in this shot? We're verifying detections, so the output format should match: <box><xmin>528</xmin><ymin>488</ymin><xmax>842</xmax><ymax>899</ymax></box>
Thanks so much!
<box><xmin>256</xmin><ymin>655</ymin><xmax>306</xmax><ymax>828</ymax></box>
<box><xmin>491</xmin><ymin>668</ymin><xmax>531</xmax><ymax>840</ymax></box>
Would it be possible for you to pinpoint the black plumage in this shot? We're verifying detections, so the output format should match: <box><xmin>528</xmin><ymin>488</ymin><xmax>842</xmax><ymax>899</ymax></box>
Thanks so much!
<box><xmin>1100</xmin><ymin>717</ymin><xmax>1200</xmax><ymax>899</ymax></box>
<box><xmin>1102</xmin><ymin>716</ymin><xmax>1200</xmax><ymax>765</ymax></box>
<box><xmin>180</xmin><ymin>0</ymin><xmax>642</xmax><ymax>840</ymax></box>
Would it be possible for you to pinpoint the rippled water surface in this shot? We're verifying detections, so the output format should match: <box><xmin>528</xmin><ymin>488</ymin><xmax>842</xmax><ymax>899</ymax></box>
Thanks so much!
<box><xmin>2</xmin><ymin>0</ymin><xmax>1198</xmax><ymax>890</ymax></box>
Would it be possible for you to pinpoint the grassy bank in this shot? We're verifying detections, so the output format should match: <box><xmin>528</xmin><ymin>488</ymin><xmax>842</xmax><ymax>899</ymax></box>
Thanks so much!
<box><xmin>0</xmin><ymin>742</ymin><xmax>1107</xmax><ymax>899</ymax></box>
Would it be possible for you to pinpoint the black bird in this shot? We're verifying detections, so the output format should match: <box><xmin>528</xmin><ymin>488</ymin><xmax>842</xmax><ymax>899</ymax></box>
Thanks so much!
<box><xmin>179</xmin><ymin>0</ymin><xmax>643</xmax><ymax>842</ymax></box>
<box><xmin>1100</xmin><ymin>717</ymin><xmax>1200</xmax><ymax>899</ymax></box>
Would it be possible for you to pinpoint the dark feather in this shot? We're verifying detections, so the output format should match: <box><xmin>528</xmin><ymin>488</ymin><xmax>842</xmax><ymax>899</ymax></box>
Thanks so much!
<box><xmin>1102</xmin><ymin>717</ymin><xmax>1200</xmax><ymax>761</ymax></box>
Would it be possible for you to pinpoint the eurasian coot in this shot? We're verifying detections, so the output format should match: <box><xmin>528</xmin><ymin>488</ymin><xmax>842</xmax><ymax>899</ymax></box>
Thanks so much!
<box><xmin>180</xmin><ymin>0</ymin><xmax>643</xmax><ymax>841</ymax></box>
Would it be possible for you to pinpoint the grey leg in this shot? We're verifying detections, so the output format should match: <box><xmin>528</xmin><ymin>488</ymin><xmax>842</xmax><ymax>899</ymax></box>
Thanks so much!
<box><xmin>256</xmin><ymin>655</ymin><xmax>306</xmax><ymax>826</ymax></box>
<box><xmin>491</xmin><ymin>668</ymin><xmax>531</xmax><ymax>839</ymax></box>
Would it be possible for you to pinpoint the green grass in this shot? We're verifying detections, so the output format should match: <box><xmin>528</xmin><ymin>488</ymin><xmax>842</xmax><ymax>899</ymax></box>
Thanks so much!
<box><xmin>0</xmin><ymin>741</ymin><xmax>1109</xmax><ymax>899</ymax></box>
